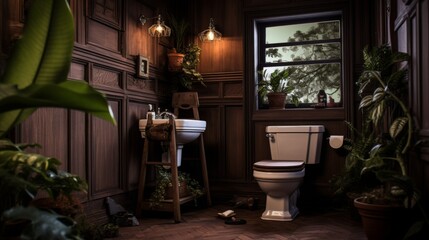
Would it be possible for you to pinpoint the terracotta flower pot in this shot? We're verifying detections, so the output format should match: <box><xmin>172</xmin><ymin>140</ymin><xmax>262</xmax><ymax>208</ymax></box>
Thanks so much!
<box><xmin>165</xmin><ymin>182</ymin><xmax>189</xmax><ymax>199</ymax></box>
<box><xmin>267</xmin><ymin>92</ymin><xmax>286</xmax><ymax>109</ymax></box>
<box><xmin>354</xmin><ymin>197</ymin><xmax>410</xmax><ymax>240</ymax></box>
<box><xmin>167</xmin><ymin>53</ymin><xmax>185</xmax><ymax>72</ymax></box>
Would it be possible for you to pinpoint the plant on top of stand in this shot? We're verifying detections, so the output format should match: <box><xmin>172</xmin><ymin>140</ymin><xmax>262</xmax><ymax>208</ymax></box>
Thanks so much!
<box><xmin>167</xmin><ymin>14</ymin><xmax>205</xmax><ymax>90</ymax></box>
<box><xmin>179</xmin><ymin>44</ymin><xmax>205</xmax><ymax>90</ymax></box>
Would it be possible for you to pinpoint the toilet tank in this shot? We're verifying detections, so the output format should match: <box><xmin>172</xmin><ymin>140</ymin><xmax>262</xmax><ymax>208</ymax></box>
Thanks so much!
<box><xmin>266</xmin><ymin>125</ymin><xmax>325</xmax><ymax>164</ymax></box>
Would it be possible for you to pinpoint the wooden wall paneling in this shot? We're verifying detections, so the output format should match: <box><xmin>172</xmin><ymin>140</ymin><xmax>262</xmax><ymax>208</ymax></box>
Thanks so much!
<box><xmin>87</xmin><ymin>19</ymin><xmax>121</xmax><ymax>53</ymax></box>
<box><xmin>125</xmin><ymin>0</ymin><xmax>160</xmax><ymax>67</ymax></box>
<box><xmin>91</xmin><ymin>65</ymin><xmax>123</xmax><ymax>91</ymax></box>
<box><xmin>421</xmin><ymin>0</ymin><xmax>429</xmax><ymax>131</ymax></box>
<box><xmin>194</xmin><ymin>81</ymin><xmax>220</xmax><ymax>98</ymax></box>
<box><xmin>85</xmin><ymin>0</ymin><xmax>124</xmax><ymax>55</ymax></box>
<box><xmin>20</xmin><ymin>108</ymin><xmax>69</xmax><ymax>171</ymax></box>
<box><xmin>69</xmin><ymin>61</ymin><xmax>87</xmax><ymax>81</ymax></box>
<box><xmin>91</xmin><ymin>0</ymin><xmax>122</xmax><ymax>28</ymax></box>
<box><xmin>126</xmin><ymin>74</ymin><xmax>157</xmax><ymax>94</ymax></box>
<box><xmin>90</xmin><ymin>98</ymin><xmax>123</xmax><ymax>199</ymax></box>
<box><xmin>253</xmin><ymin>123</ymin><xmax>271</xmax><ymax>165</ymax></box>
<box><xmin>69</xmin><ymin>110</ymin><xmax>87</xmax><ymax>186</ymax></box>
<box><xmin>223</xmin><ymin>81</ymin><xmax>243</xmax><ymax>99</ymax></box>
<box><xmin>196</xmin><ymin>0</ymin><xmax>244</xmax><ymax>73</ymax></box>
<box><xmin>198</xmin><ymin>106</ymin><xmax>222</xmax><ymax>179</ymax></box>
<box><xmin>420</xmin><ymin>149</ymin><xmax>429</xmax><ymax>204</ymax></box>
<box><xmin>224</xmin><ymin>106</ymin><xmax>245</xmax><ymax>180</ymax></box>
<box><xmin>2</xmin><ymin>0</ymin><xmax>25</xmax><ymax>54</ymax></box>
<box><xmin>70</xmin><ymin>0</ymin><xmax>86</xmax><ymax>44</ymax></box>
<box><xmin>125</xmin><ymin>99</ymin><xmax>149</xmax><ymax>190</ymax></box>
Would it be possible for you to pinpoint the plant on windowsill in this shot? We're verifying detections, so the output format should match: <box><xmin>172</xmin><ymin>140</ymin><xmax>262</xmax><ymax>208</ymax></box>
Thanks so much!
<box><xmin>343</xmin><ymin>44</ymin><xmax>428</xmax><ymax>239</ymax></box>
<box><xmin>0</xmin><ymin>0</ymin><xmax>116</xmax><ymax>238</ymax></box>
<box><xmin>258</xmin><ymin>68</ymin><xmax>299</xmax><ymax>109</ymax></box>
<box><xmin>178</xmin><ymin>44</ymin><xmax>205</xmax><ymax>90</ymax></box>
<box><xmin>149</xmin><ymin>166</ymin><xmax>204</xmax><ymax>208</ymax></box>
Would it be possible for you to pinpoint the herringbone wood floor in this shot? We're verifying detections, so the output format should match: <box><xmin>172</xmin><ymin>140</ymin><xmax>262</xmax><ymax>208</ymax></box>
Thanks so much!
<box><xmin>117</xmin><ymin>203</ymin><xmax>365</xmax><ymax>240</ymax></box>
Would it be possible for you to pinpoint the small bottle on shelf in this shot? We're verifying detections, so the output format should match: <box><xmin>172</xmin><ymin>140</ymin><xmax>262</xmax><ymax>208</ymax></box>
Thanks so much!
<box><xmin>317</xmin><ymin>90</ymin><xmax>327</xmax><ymax>107</ymax></box>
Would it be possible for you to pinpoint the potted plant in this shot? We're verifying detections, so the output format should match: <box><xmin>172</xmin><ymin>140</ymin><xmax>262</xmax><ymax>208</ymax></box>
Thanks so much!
<box><xmin>258</xmin><ymin>68</ymin><xmax>299</xmax><ymax>109</ymax></box>
<box><xmin>166</xmin><ymin>15</ymin><xmax>205</xmax><ymax>90</ymax></box>
<box><xmin>149</xmin><ymin>166</ymin><xmax>204</xmax><ymax>208</ymax></box>
<box><xmin>330</xmin><ymin>121</ymin><xmax>380</xmax><ymax>219</ymax></box>
<box><xmin>167</xmin><ymin>15</ymin><xmax>188</xmax><ymax>72</ymax></box>
<box><xmin>348</xmin><ymin>44</ymin><xmax>428</xmax><ymax>239</ymax></box>
<box><xmin>0</xmin><ymin>0</ymin><xmax>116</xmax><ymax>238</ymax></box>
<box><xmin>178</xmin><ymin>44</ymin><xmax>205</xmax><ymax>90</ymax></box>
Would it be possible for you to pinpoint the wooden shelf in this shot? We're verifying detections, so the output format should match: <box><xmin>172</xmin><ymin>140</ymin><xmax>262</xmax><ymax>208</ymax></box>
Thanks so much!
<box><xmin>140</xmin><ymin>195</ymin><xmax>195</xmax><ymax>212</ymax></box>
<box><xmin>136</xmin><ymin>92</ymin><xmax>211</xmax><ymax>223</ymax></box>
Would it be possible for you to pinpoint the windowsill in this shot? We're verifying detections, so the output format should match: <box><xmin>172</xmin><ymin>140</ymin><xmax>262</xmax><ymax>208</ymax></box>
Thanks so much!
<box><xmin>252</xmin><ymin>107</ymin><xmax>345</xmax><ymax>121</ymax></box>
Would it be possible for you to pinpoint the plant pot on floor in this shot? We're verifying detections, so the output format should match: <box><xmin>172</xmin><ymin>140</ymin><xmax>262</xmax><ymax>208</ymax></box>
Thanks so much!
<box><xmin>354</xmin><ymin>197</ymin><xmax>410</xmax><ymax>240</ymax></box>
<box><xmin>267</xmin><ymin>92</ymin><xmax>286</xmax><ymax>109</ymax></box>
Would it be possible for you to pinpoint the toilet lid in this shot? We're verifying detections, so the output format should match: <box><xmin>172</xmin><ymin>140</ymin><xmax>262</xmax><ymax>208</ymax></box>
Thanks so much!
<box><xmin>253</xmin><ymin>160</ymin><xmax>304</xmax><ymax>172</ymax></box>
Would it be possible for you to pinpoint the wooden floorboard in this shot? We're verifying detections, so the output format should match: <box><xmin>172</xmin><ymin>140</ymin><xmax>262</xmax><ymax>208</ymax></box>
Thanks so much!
<box><xmin>116</xmin><ymin>204</ymin><xmax>366</xmax><ymax>239</ymax></box>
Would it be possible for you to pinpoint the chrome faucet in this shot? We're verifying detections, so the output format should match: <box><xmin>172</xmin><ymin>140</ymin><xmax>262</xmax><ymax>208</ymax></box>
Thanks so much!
<box><xmin>159</xmin><ymin>111</ymin><xmax>177</xmax><ymax>119</ymax></box>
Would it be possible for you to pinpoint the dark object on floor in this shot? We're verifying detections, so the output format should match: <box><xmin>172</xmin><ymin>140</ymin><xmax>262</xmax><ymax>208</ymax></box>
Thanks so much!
<box><xmin>105</xmin><ymin>197</ymin><xmax>139</xmax><ymax>226</ymax></box>
<box><xmin>225</xmin><ymin>217</ymin><xmax>247</xmax><ymax>225</ymax></box>
<box><xmin>101</xmin><ymin>223</ymin><xmax>120</xmax><ymax>238</ymax></box>
<box><xmin>230</xmin><ymin>196</ymin><xmax>259</xmax><ymax>210</ymax></box>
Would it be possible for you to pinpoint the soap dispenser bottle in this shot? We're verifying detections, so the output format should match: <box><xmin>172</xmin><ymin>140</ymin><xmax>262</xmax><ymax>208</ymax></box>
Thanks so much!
<box><xmin>146</xmin><ymin>104</ymin><xmax>155</xmax><ymax>120</ymax></box>
<box><xmin>317</xmin><ymin>90</ymin><xmax>327</xmax><ymax>107</ymax></box>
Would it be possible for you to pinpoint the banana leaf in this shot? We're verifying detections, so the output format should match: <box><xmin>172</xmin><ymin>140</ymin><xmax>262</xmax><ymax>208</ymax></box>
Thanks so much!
<box><xmin>0</xmin><ymin>0</ymin><xmax>116</xmax><ymax>138</ymax></box>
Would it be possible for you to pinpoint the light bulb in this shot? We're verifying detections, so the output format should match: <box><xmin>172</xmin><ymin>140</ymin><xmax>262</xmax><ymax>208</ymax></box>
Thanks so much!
<box><xmin>207</xmin><ymin>31</ymin><xmax>215</xmax><ymax>41</ymax></box>
<box><xmin>156</xmin><ymin>24</ymin><xmax>164</xmax><ymax>33</ymax></box>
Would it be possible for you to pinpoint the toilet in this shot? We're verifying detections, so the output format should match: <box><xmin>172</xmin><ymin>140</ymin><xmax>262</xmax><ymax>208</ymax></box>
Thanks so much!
<box><xmin>253</xmin><ymin>125</ymin><xmax>325</xmax><ymax>221</ymax></box>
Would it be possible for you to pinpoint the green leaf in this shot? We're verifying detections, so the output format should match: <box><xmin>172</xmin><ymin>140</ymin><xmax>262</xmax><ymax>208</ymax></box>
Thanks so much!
<box><xmin>0</xmin><ymin>0</ymin><xmax>74</xmax><ymax>137</ymax></box>
<box><xmin>0</xmin><ymin>81</ymin><xmax>116</xmax><ymax>125</ymax></box>
<box><xmin>2</xmin><ymin>206</ymin><xmax>81</xmax><ymax>240</ymax></box>
<box><xmin>370</xmin><ymin>101</ymin><xmax>385</xmax><ymax>126</ymax></box>
<box><xmin>0</xmin><ymin>0</ymin><xmax>116</xmax><ymax>137</ymax></box>
<box><xmin>389</xmin><ymin>117</ymin><xmax>408</xmax><ymax>139</ymax></box>
<box><xmin>359</xmin><ymin>95</ymin><xmax>373</xmax><ymax>109</ymax></box>
<box><xmin>372</xmin><ymin>87</ymin><xmax>385</xmax><ymax>102</ymax></box>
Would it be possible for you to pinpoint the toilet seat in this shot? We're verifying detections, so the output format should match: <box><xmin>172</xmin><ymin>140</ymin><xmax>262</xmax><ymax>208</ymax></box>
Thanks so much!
<box><xmin>253</xmin><ymin>160</ymin><xmax>304</xmax><ymax>172</ymax></box>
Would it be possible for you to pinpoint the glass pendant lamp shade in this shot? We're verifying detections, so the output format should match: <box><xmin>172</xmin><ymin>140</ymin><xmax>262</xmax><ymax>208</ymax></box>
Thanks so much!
<box><xmin>139</xmin><ymin>14</ymin><xmax>171</xmax><ymax>37</ymax></box>
<box><xmin>199</xmin><ymin>18</ymin><xmax>222</xmax><ymax>41</ymax></box>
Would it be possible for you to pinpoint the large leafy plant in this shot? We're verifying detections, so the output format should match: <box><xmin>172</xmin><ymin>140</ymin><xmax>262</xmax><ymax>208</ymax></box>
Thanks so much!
<box><xmin>0</xmin><ymin>0</ymin><xmax>115</xmax><ymax>238</ymax></box>
<box><xmin>355</xmin><ymin>45</ymin><xmax>414</xmax><ymax>205</ymax></box>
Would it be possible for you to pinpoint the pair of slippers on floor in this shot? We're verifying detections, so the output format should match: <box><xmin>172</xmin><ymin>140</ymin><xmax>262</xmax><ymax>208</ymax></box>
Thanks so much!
<box><xmin>217</xmin><ymin>210</ymin><xmax>247</xmax><ymax>225</ymax></box>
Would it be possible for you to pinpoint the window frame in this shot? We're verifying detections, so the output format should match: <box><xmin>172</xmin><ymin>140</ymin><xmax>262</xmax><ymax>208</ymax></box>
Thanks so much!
<box><xmin>256</xmin><ymin>12</ymin><xmax>344</xmax><ymax>109</ymax></box>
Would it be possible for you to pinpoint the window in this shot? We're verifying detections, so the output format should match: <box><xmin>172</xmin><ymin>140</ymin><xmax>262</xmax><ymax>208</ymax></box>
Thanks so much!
<box><xmin>257</xmin><ymin>13</ymin><xmax>342</xmax><ymax>108</ymax></box>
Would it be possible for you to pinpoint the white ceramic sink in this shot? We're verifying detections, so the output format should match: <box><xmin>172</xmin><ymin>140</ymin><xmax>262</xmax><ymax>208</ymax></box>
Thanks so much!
<box><xmin>139</xmin><ymin>119</ymin><xmax>206</xmax><ymax>167</ymax></box>
<box><xmin>139</xmin><ymin>119</ymin><xmax>206</xmax><ymax>144</ymax></box>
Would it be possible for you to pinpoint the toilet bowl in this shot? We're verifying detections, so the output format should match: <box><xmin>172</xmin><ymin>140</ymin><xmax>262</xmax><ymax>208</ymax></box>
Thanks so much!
<box><xmin>253</xmin><ymin>125</ymin><xmax>324</xmax><ymax>221</ymax></box>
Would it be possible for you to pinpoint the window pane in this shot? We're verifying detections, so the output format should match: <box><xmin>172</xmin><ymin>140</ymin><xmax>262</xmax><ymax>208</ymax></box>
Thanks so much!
<box><xmin>261</xmin><ymin>63</ymin><xmax>341</xmax><ymax>104</ymax></box>
<box><xmin>265</xmin><ymin>43</ymin><xmax>341</xmax><ymax>63</ymax></box>
<box><xmin>266</xmin><ymin>20</ymin><xmax>340</xmax><ymax>44</ymax></box>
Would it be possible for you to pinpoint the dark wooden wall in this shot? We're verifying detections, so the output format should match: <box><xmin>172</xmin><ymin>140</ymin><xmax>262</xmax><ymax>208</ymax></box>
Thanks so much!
<box><xmin>193</xmin><ymin>0</ymin><xmax>373</xmax><ymax>201</ymax></box>
<box><xmin>389</xmin><ymin>0</ymin><xmax>429</xmax><ymax>206</ymax></box>
<box><xmin>2</xmin><ymin>0</ymin><xmax>428</xmax><ymax>223</ymax></box>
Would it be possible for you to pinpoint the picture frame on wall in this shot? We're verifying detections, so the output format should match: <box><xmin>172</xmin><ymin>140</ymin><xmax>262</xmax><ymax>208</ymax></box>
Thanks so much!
<box><xmin>137</xmin><ymin>55</ymin><xmax>149</xmax><ymax>78</ymax></box>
